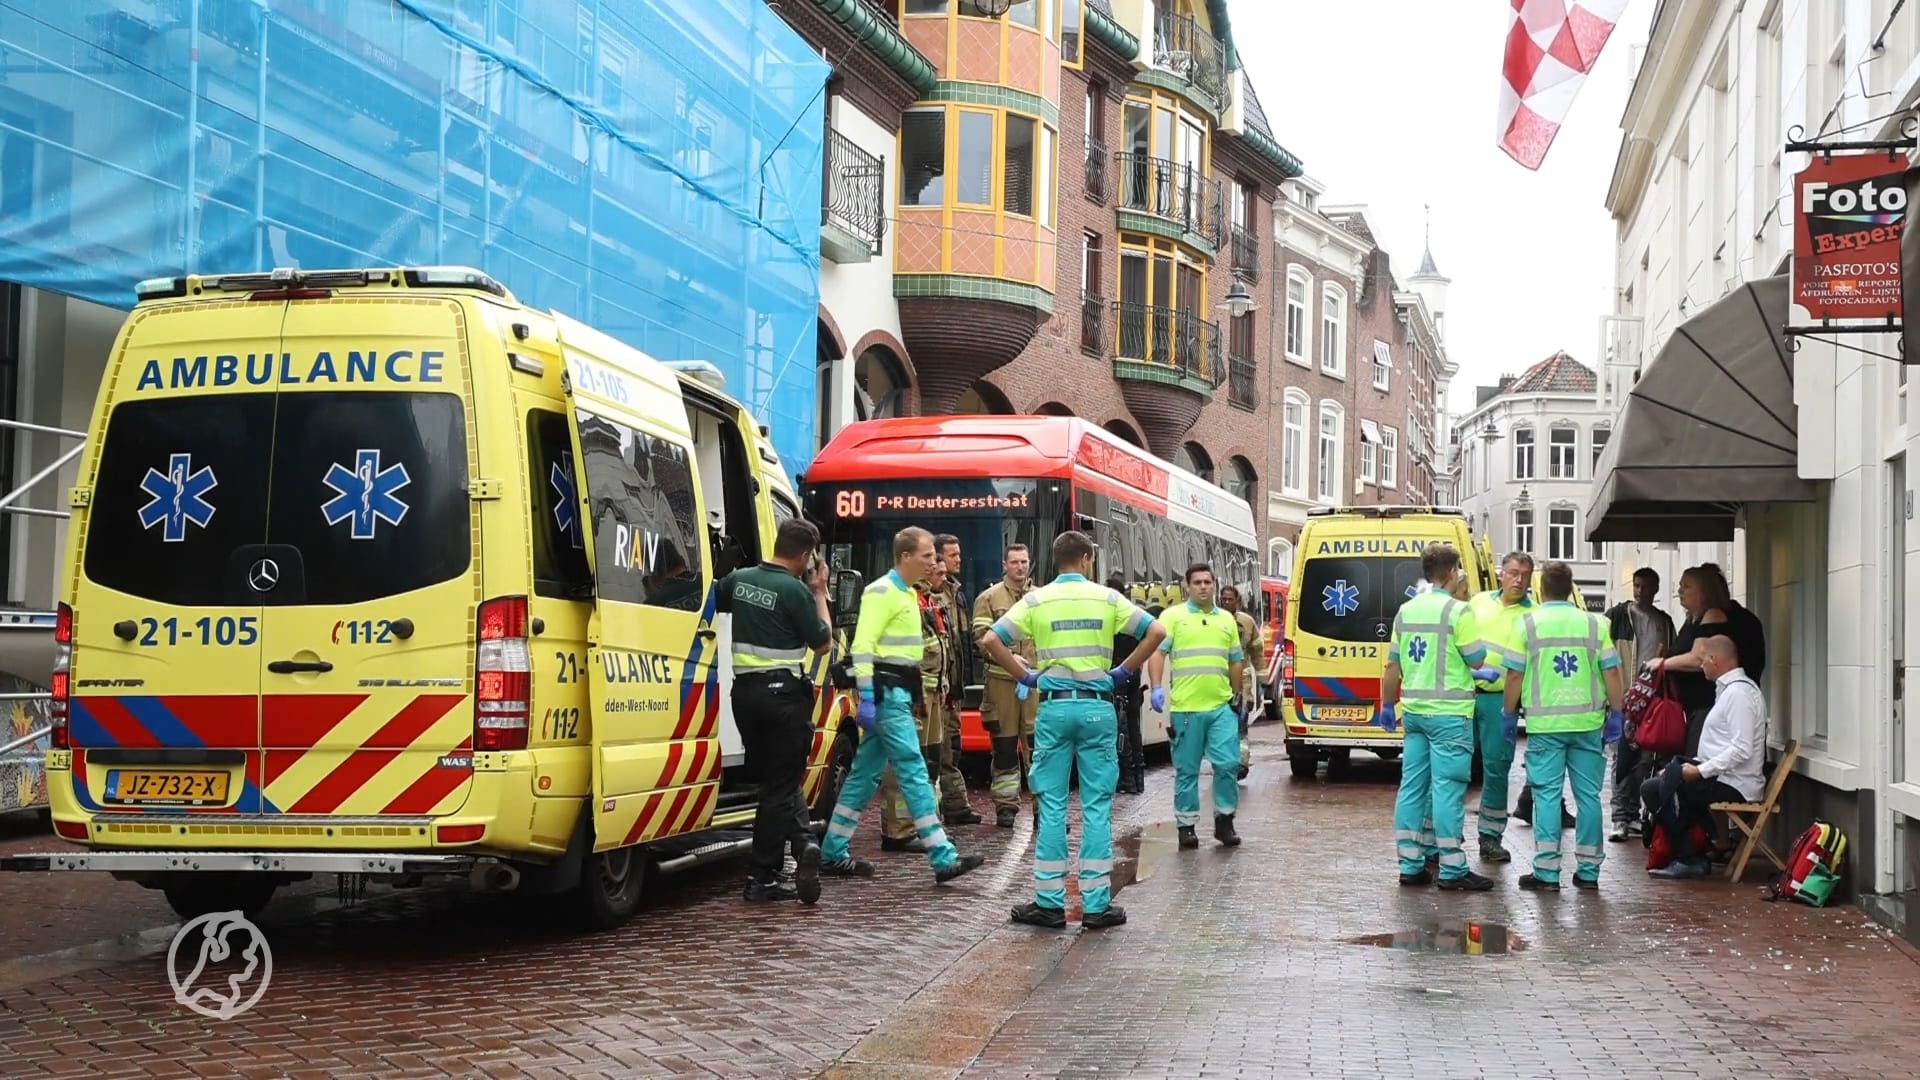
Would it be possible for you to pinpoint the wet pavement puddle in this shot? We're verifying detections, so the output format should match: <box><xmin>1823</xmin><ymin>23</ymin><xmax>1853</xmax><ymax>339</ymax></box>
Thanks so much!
<box><xmin>1342</xmin><ymin>920</ymin><xmax>1528</xmax><ymax>956</ymax></box>
<box><xmin>1061</xmin><ymin>820</ymin><xmax>1178</xmax><ymax>918</ymax></box>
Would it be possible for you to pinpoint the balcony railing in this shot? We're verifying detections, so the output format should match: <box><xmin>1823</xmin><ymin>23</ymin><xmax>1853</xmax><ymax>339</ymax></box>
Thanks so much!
<box><xmin>1080</xmin><ymin>293</ymin><xmax>1104</xmax><ymax>354</ymax></box>
<box><xmin>1153</xmin><ymin>11</ymin><xmax>1228</xmax><ymax>109</ymax></box>
<box><xmin>1227</xmin><ymin>354</ymin><xmax>1256</xmax><ymax>411</ymax></box>
<box><xmin>1230</xmin><ymin>224</ymin><xmax>1259</xmax><ymax>280</ymax></box>
<box><xmin>1112</xmin><ymin>301</ymin><xmax>1224</xmax><ymax>388</ymax></box>
<box><xmin>1084</xmin><ymin>137</ymin><xmax>1108</xmax><ymax>205</ymax></box>
<box><xmin>822</xmin><ymin>127</ymin><xmax>884</xmax><ymax>257</ymax></box>
<box><xmin>1114</xmin><ymin>152</ymin><xmax>1223</xmax><ymax>247</ymax></box>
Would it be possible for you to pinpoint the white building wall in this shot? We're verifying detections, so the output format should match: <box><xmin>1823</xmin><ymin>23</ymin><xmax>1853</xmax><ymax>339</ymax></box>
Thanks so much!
<box><xmin>1609</xmin><ymin>0</ymin><xmax>1920</xmax><ymax>903</ymax></box>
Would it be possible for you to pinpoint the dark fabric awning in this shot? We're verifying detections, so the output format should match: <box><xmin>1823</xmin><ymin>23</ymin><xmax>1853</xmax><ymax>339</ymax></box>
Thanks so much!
<box><xmin>1586</xmin><ymin>274</ymin><xmax>1818</xmax><ymax>542</ymax></box>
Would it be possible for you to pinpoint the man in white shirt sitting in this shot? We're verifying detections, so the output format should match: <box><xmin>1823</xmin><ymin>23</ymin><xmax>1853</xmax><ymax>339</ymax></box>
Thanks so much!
<box><xmin>1649</xmin><ymin>635</ymin><xmax>1766</xmax><ymax>879</ymax></box>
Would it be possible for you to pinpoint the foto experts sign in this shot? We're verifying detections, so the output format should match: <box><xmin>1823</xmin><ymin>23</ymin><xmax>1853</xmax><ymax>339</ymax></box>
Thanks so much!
<box><xmin>1791</xmin><ymin>153</ymin><xmax>1905</xmax><ymax>327</ymax></box>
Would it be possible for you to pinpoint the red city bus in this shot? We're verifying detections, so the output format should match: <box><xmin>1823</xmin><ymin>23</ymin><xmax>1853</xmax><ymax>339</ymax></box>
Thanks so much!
<box><xmin>801</xmin><ymin>416</ymin><xmax>1259</xmax><ymax>761</ymax></box>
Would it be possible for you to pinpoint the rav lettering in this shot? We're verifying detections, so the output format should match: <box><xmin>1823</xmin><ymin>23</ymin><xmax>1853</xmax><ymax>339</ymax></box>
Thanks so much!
<box><xmin>133</xmin><ymin>350</ymin><xmax>446</xmax><ymax>391</ymax></box>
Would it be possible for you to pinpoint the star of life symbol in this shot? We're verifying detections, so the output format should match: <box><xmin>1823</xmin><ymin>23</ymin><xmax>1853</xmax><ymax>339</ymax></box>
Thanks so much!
<box><xmin>138</xmin><ymin>452</ymin><xmax>217</xmax><ymax>542</ymax></box>
<box><xmin>1553</xmin><ymin>650</ymin><xmax>1580</xmax><ymax>678</ymax></box>
<box><xmin>166</xmin><ymin>910</ymin><xmax>272</xmax><ymax>1020</ymax></box>
<box><xmin>321</xmin><ymin>449</ymin><xmax>410</xmax><ymax>541</ymax></box>
<box><xmin>550</xmin><ymin>453</ymin><xmax>583</xmax><ymax>549</ymax></box>
<box><xmin>1321</xmin><ymin>579</ymin><xmax>1359</xmax><ymax>617</ymax></box>
<box><xmin>1405</xmin><ymin>637</ymin><xmax>1429</xmax><ymax>663</ymax></box>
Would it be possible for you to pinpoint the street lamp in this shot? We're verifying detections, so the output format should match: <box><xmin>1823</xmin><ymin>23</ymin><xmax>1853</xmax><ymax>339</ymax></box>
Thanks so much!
<box><xmin>1218</xmin><ymin>277</ymin><xmax>1257</xmax><ymax>319</ymax></box>
<box><xmin>1513</xmin><ymin>484</ymin><xmax>1533</xmax><ymax>511</ymax></box>
<box><xmin>964</xmin><ymin>0</ymin><xmax>1014</xmax><ymax>14</ymax></box>
<box><xmin>1478</xmin><ymin>418</ymin><xmax>1501</xmax><ymax>443</ymax></box>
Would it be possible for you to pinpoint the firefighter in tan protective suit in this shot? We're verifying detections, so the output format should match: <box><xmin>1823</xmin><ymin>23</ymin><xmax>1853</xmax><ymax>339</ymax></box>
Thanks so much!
<box><xmin>1220</xmin><ymin>585</ymin><xmax>1264</xmax><ymax>781</ymax></box>
<box><xmin>972</xmin><ymin>543</ymin><xmax>1039</xmax><ymax>828</ymax></box>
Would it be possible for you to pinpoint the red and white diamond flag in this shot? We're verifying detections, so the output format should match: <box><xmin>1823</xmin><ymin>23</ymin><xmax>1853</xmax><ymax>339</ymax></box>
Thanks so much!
<box><xmin>1499</xmin><ymin>0</ymin><xmax>1628</xmax><ymax>170</ymax></box>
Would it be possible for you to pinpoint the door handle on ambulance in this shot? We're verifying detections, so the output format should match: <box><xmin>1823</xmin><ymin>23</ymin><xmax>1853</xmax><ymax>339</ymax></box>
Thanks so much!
<box><xmin>697</xmin><ymin>628</ymin><xmax>718</xmax><ymax>641</ymax></box>
<box><xmin>267</xmin><ymin>659</ymin><xmax>334</xmax><ymax>675</ymax></box>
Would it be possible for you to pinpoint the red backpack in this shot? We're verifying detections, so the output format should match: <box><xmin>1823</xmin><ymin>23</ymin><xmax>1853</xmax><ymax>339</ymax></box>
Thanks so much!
<box><xmin>1766</xmin><ymin>822</ymin><xmax>1848</xmax><ymax>906</ymax></box>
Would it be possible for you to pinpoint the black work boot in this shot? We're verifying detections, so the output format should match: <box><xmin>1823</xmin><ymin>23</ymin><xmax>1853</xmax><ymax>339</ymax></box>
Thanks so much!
<box><xmin>1436</xmin><ymin>870</ymin><xmax>1498</xmax><ymax>892</ymax></box>
<box><xmin>1517</xmin><ymin>873</ymin><xmax>1561</xmax><ymax>892</ymax></box>
<box><xmin>1214</xmin><ymin>814</ymin><xmax>1241</xmax><ymax>847</ymax></box>
<box><xmin>944</xmin><ymin>804</ymin><xmax>983</xmax><ymax>826</ymax></box>
<box><xmin>880</xmin><ymin>836</ymin><xmax>927</xmax><ymax>853</ymax></box>
<box><xmin>996</xmin><ymin>806</ymin><xmax>1018</xmax><ymax>828</ymax></box>
<box><xmin>1010</xmin><ymin>901</ymin><xmax>1068</xmax><ymax>929</ymax></box>
<box><xmin>743</xmin><ymin>876</ymin><xmax>798</xmax><ymax>902</ymax></box>
<box><xmin>821</xmin><ymin>855</ymin><xmax>874</xmax><ymax>878</ymax></box>
<box><xmin>1400</xmin><ymin>867</ymin><xmax>1435</xmax><ymax>887</ymax></box>
<box><xmin>1081</xmin><ymin>905</ymin><xmax>1127</xmax><ymax>930</ymax></box>
<box><xmin>793</xmin><ymin>841</ymin><xmax>821</xmax><ymax>906</ymax></box>
<box><xmin>935</xmin><ymin>854</ymin><xmax>987</xmax><ymax>884</ymax></box>
<box><xmin>1177</xmin><ymin>825</ymin><xmax>1199</xmax><ymax>850</ymax></box>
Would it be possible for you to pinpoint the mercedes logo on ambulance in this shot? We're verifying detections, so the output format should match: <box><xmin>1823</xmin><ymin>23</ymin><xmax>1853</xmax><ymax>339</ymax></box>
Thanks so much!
<box><xmin>247</xmin><ymin>558</ymin><xmax>281</xmax><ymax>593</ymax></box>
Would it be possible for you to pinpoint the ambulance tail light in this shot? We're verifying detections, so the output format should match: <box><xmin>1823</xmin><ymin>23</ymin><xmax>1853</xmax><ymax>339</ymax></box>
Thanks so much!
<box><xmin>1278</xmin><ymin>638</ymin><xmax>1295</xmax><ymax>698</ymax></box>
<box><xmin>248</xmin><ymin>288</ymin><xmax>333</xmax><ymax>301</ymax></box>
<box><xmin>50</xmin><ymin>603</ymin><xmax>71</xmax><ymax>750</ymax></box>
<box><xmin>475</xmin><ymin>596</ymin><xmax>530</xmax><ymax>751</ymax></box>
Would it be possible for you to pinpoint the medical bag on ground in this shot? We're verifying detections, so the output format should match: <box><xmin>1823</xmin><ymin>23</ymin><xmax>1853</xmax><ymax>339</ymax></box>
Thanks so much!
<box><xmin>1765</xmin><ymin>821</ymin><xmax>1848</xmax><ymax>907</ymax></box>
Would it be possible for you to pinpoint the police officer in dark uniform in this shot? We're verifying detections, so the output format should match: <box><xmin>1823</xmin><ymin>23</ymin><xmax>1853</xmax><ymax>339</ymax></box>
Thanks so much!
<box><xmin>716</xmin><ymin>519</ymin><xmax>834</xmax><ymax>904</ymax></box>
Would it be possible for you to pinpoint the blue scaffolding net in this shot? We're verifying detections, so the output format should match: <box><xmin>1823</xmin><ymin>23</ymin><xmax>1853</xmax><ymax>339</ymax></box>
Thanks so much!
<box><xmin>0</xmin><ymin>0</ymin><xmax>829</xmax><ymax>472</ymax></box>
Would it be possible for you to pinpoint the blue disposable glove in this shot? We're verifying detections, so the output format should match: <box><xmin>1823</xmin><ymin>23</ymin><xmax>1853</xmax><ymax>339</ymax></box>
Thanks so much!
<box><xmin>1107</xmin><ymin>664</ymin><xmax>1134</xmax><ymax>685</ymax></box>
<box><xmin>1501</xmin><ymin>709</ymin><xmax>1519</xmax><ymax>743</ymax></box>
<box><xmin>1150</xmin><ymin>685</ymin><xmax>1168</xmax><ymax>712</ymax></box>
<box><xmin>1471</xmin><ymin>665</ymin><xmax>1500</xmax><ymax>682</ymax></box>
<box><xmin>855</xmin><ymin>694</ymin><xmax>876</xmax><ymax>732</ymax></box>
<box><xmin>1014</xmin><ymin>669</ymin><xmax>1038</xmax><ymax>702</ymax></box>
<box><xmin>1604</xmin><ymin>708</ymin><xmax>1625</xmax><ymax>745</ymax></box>
<box><xmin>1372</xmin><ymin>703</ymin><xmax>1397</xmax><ymax>733</ymax></box>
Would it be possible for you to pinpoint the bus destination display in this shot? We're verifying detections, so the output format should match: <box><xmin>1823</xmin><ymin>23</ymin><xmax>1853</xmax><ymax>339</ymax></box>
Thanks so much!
<box><xmin>825</xmin><ymin>480</ymin><xmax>1037</xmax><ymax>519</ymax></box>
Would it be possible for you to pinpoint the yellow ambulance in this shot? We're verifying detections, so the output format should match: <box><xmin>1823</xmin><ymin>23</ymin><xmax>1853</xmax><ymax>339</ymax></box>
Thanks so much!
<box><xmin>1282</xmin><ymin>506</ymin><xmax>1485</xmax><ymax>779</ymax></box>
<box><xmin>2</xmin><ymin>266</ymin><xmax>852</xmax><ymax>929</ymax></box>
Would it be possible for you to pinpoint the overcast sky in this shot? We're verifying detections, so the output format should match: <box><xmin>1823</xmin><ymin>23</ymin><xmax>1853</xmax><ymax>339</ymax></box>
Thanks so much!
<box><xmin>1232</xmin><ymin>0</ymin><xmax>1658</xmax><ymax>412</ymax></box>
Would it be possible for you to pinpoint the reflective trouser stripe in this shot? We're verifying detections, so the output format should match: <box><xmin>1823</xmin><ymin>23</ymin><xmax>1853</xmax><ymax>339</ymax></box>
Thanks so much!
<box><xmin>827</xmin><ymin>806</ymin><xmax>859</xmax><ymax>839</ymax></box>
<box><xmin>1394</xmin><ymin>828</ymin><xmax>1425</xmax><ymax>861</ymax></box>
<box><xmin>1434</xmin><ymin>836</ymin><xmax>1467</xmax><ymax>870</ymax></box>
<box><xmin>913</xmin><ymin>812</ymin><xmax>952</xmax><ymax>852</ymax></box>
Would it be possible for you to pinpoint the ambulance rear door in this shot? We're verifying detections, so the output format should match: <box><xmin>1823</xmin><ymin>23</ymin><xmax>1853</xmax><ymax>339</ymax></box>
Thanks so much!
<box><xmin>252</xmin><ymin>296</ymin><xmax>479</xmax><ymax>820</ymax></box>
<box><xmin>66</xmin><ymin>300</ymin><xmax>286</xmax><ymax>820</ymax></box>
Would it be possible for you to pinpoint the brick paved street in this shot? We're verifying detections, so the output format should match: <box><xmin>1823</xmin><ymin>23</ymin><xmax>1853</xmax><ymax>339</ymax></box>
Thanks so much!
<box><xmin>3</xmin><ymin>725</ymin><xmax>1918</xmax><ymax>1078</ymax></box>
